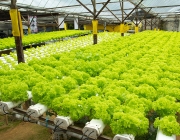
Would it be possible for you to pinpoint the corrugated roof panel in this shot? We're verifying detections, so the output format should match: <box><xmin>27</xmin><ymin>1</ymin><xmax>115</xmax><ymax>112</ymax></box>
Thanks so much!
<box><xmin>17</xmin><ymin>0</ymin><xmax>24</xmax><ymax>3</ymax></box>
<box><xmin>43</xmin><ymin>0</ymin><xmax>57</xmax><ymax>8</ymax></box>
<box><xmin>123</xmin><ymin>1</ymin><xmax>135</xmax><ymax>9</ymax></box>
<box><xmin>46</xmin><ymin>0</ymin><xmax>60</xmax><ymax>8</ymax></box>
<box><xmin>37</xmin><ymin>0</ymin><xmax>49</xmax><ymax>7</ymax></box>
<box><xmin>21</xmin><ymin>0</ymin><xmax>33</xmax><ymax>6</ymax></box>
<box><xmin>0</xmin><ymin>1</ymin><xmax>9</xmax><ymax>4</ymax></box>
<box><xmin>142</xmin><ymin>0</ymin><xmax>180</xmax><ymax>14</ymax></box>
<box><xmin>1</xmin><ymin>0</ymin><xmax>180</xmax><ymax>22</ymax></box>
<box><xmin>168</xmin><ymin>6</ymin><xmax>180</xmax><ymax>12</ymax></box>
<box><xmin>56</xmin><ymin>0</ymin><xmax>79</xmax><ymax>7</ymax></box>
<box><xmin>31</xmin><ymin>0</ymin><xmax>42</xmax><ymax>7</ymax></box>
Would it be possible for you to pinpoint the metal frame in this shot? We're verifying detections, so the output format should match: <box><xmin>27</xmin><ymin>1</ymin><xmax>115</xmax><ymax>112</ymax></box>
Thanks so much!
<box><xmin>0</xmin><ymin>0</ymin><xmax>180</xmax><ymax>22</ymax></box>
<box><xmin>1</xmin><ymin>0</ymin><xmax>180</xmax><ymax>28</ymax></box>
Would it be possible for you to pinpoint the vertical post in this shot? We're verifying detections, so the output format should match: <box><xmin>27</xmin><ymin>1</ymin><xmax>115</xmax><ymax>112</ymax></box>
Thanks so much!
<box><xmin>154</xmin><ymin>18</ymin><xmax>157</xmax><ymax>30</ymax></box>
<box><xmin>135</xmin><ymin>25</ymin><xmax>139</xmax><ymax>33</ymax></box>
<box><xmin>10</xmin><ymin>0</ymin><xmax>30</xmax><ymax>110</ymax></box>
<box><xmin>10</xmin><ymin>0</ymin><xmax>25</xmax><ymax>63</ymax></box>
<box><xmin>134</xmin><ymin>8</ymin><xmax>139</xmax><ymax>33</ymax></box>
<box><xmin>121</xmin><ymin>0</ymin><xmax>124</xmax><ymax>36</ymax></box>
<box><xmin>27</xmin><ymin>15</ymin><xmax>31</xmax><ymax>34</ymax></box>
<box><xmin>5</xmin><ymin>114</ymin><xmax>8</xmax><ymax>125</ymax></box>
<box><xmin>28</xmin><ymin>19</ymin><xmax>32</xmax><ymax>48</ymax></box>
<box><xmin>58</xmin><ymin>16</ymin><xmax>65</xmax><ymax>30</ymax></box>
<box><xmin>158</xmin><ymin>17</ymin><xmax>161</xmax><ymax>30</ymax></box>
<box><xmin>23</xmin><ymin>100</ymin><xmax>31</xmax><ymax>110</ymax></box>
<box><xmin>28</xmin><ymin>25</ymin><xmax>31</xmax><ymax>34</ymax></box>
<box><xmin>151</xmin><ymin>18</ymin><xmax>153</xmax><ymax>30</ymax></box>
<box><xmin>104</xmin><ymin>21</ymin><xmax>106</xmax><ymax>32</ymax></box>
<box><xmin>74</xmin><ymin>17</ymin><xmax>79</xmax><ymax>30</ymax></box>
<box><xmin>92</xmin><ymin>20</ymin><xmax>98</xmax><ymax>44</ymax></box>
<box><xmin>64</xmin><ymin>23</ymin><xmax>67</xmax><ymax>30</ymax></box>
<box><xmin>43</xmin><ymin>26</ymin><xmax>46</xmax><ymax>32</ymax></box>
<box><xmin>145</xmin><ymin>19</ymin><xmax>147</xmax><ymax>30</ymax></box>
<box><xmin>92</xmin><ymin>0</ymin><xmax>97</xmax><ymax>44</ymax></box>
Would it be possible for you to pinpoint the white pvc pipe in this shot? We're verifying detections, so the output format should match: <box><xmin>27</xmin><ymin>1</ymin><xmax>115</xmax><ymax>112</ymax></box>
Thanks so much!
<box><xmin>37</xmin><ymin>121</ymin><xmax>93</xmax><ymax>140</ymax></box>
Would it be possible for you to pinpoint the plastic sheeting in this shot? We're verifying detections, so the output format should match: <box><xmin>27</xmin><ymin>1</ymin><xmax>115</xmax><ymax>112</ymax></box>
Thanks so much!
<box><xmin>0</xmin><ymin>0</ymin><xmax>180</xmax><ymax>21</ymax></box>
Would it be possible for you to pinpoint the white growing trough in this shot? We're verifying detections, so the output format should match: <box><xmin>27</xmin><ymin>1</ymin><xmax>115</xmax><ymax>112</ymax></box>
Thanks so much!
<box><xmin>82</xmin><ymin>119</ymin><xmax>105</xmax><ymax>139</ymax></box>
<box><xmin>27</xmin><ymin>103</ymin><xmax>48</xmax><ymax>118</ymax></box>
<box><xmin>113</xmin><ymin>134</ymin><xmax>135</xmax><ymax>140</ymax></box>
<box><xmin>0</xmin><ymin>91</ymin><xmax>32</xmax><ymax>113</ymax></box>
<box><xmin>54</xmin><ymin>116</ymin><xmax>73</xmax><ymax>130</ymax></box>
<box><xmin>156</xmin><ymin>129</ymin><xmax>176</xmax><ymax>140</ymax></box>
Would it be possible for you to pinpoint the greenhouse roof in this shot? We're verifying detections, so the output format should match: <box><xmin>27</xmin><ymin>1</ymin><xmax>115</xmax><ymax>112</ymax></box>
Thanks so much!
<box><xmin>0</xmin><ymin>0</ymin><xmax>180</xmax><ymax>24</ymax></box>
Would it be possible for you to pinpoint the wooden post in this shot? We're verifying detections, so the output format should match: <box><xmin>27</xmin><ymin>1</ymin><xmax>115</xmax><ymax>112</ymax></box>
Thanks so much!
<box><xmin>15</xmin><ymin>36</ymin><xmax>25</xmax><ymax>63</ymax></box>
<box><xmin>121</xmin><ymin>0</ymin><xmax>124</xmax><ymax>36</ymax></box>
<box><xmin>5</xmin><ymin>114</ymin><xmax>8</xmax><ymax>125</ymax></box>
<box><xmin>92</xmin><ymin>0</ymin><xmax>97</xmax><ymax>44</ymax></box>
<box><xmin>158</xmin><ymin>17</ymin><xmax>161</xmax><ymax>30</ymax></box>
<box><xmin>134</xmin><ymin>8</ymin><xmax>139</xmax><ymax>33</ymax></box>
<box><xmin>11</xmin><ymin>0</ymin><xmax>25</xmax><ymax>63</ymax></box>
<box><xmin>104</xmin><ymin>22</ymin><xmax>106</xmax><ymax>31</ymax></box>
<box><xmin>23</xmin><ymin>100</ymin><xmax>31</xmax><ymax>110</ymax></box>
<box><xmin>77</xmin><ymin>0</ymin><xmax>110</xmax><ymax>44</ymax></box>
<box><xmin>151</xmin><ymin>18</ymin><xmax>153</xmax><ymax>30</ymax></box>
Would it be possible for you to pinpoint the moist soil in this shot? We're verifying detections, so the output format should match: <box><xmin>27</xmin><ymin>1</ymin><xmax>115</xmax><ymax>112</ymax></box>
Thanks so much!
<box><xmin>0</xmin><ymin>115</ymin><xmax>52</xmax><ymax>140</ymax></box>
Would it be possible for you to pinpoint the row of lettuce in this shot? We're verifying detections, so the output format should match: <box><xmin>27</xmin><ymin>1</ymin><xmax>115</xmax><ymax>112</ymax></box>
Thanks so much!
<box><xmin>0</xmin><ymin>31</ymin><xmax>180</xmax><ymax>137</ymax></box>
<box><xmin>0</xmin><ymin>32</ymin><xmax>122</xmax><ymax>69</ymax></box>
<box><xmin>0</xmin><ymin>30</ymin><xmax>91</xmax><ymax>50</ymax></box>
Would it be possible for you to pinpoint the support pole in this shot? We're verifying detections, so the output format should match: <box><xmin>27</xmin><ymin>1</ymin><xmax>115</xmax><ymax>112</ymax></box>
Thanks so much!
<box><xmin>10</xmin><ymin>0</ymin><xmax>25</xmax><ymax>63</ymax></box>
<box><xmin>77</xmin><ymin>0</ymin><xmax>110</xmax><ymax>44</ymax></box>
<box><xmin>92</xmin><ymin>0</ymin><xmax>97</xmax><ymax>44</ymax></box>
<box><xmin>120</xmin><ymin>0</ymin><xmax>124</xmax><ymax>36</ymax></box>
<box><xmin>104</xmin><ymin>21</ymin><xmax>106</xmax><ymax>31</ymax></box>
<box><xmin>64</xmin><ymin>23</ymin><xmax>67</xmax><ymax>30</ymax></box>
<box><xmin>58</xmin><ymin>14</ymin><xmax>69</xmax><ymax>29</ymax></box>
<box><xmin>21</xmin><ymin>15</ymin><xmax>30</xmax><ymax>34</ymax></box>
<box><xmin>74</xmin><ymin>17</ymin><xmax>79</xmax><ymax>30</ymax></box>
<box><xmin>141</xmin><ymin>8</ymin><xmax>152</xmax><ymax>31</ymax></box>
<box><xmin>50</xmin><ymin>12</ymin><xmax>59</xmax><ymax>27</ymax></box>
<box><xmin>135</xmin><ymin>8</ymin><xmax>139</xmax><ymax>33</ymax></box>
<box><xmin>15</xmin><ymin>37</ymin><xmax>24</xmax><ymax>63</ymax></box>
<box><xmin>28</xmin><ymin>25</ymin><xmax>31</xmax><ymax>34</ymax></box>
<box><xmin>135</xmin><ymin>25</ymin><xmax>139</xmax><ymax>33</ymax></box>
<box><xmin>5</xmin><ymin>114</ymin><xmax>8</xmax><ymax>125</ymax></box>
<box><xmin>158</xmin><ymin>17</ymin><xmax>161</xmax><ymax>30</ymax></box>
<box><xmin>151</xmin><ymin>18</ymin><xmax>153</xmax><ymax>30</ymax></box>
<box><xmin>28</xmin><ymin>15</ymin><xmax>35</xmax><ymax>34</ymax></box>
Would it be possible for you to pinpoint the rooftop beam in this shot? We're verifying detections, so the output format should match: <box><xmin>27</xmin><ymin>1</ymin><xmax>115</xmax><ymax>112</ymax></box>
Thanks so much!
<box><xmin>138</xmin><ymin>8</ymin><xmax>152</xmax><ymax>24</ymax></box>
<box><xmin>76</xmin><ymin>0</ymin><xmax>94</xmax><ymax>16</ymax></box>
<box><xmin>58</xmin><ymin>14</ymin><xmax>69</xmax><ymax>28</ymax></box>
<box><xmin>103</xmin><ymin>3</ymin><xmax>121</xmax><ymax>22</ymax></box>
<box><xmin>95</xmin><ymin>0</ymin><xmax>110</xmax><ymax>19</ymax></box>
<box><xmin>123</xmin><ymin>0</ymin><xmax>143</xmax><ymax>22</ymax></box>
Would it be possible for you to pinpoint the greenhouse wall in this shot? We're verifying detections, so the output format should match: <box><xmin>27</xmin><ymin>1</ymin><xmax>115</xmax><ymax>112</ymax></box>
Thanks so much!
<box><xmin>163</xmin><ymin>20</ymin><xmax>180</xmax><ymax>32</ymax></box>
